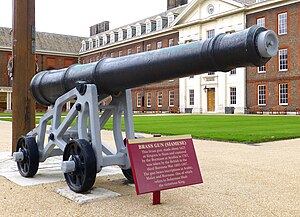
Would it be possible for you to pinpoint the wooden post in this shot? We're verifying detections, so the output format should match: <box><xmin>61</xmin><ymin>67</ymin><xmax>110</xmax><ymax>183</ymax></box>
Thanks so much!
<box><xmin>12</xmin><ymin>0</ymin><xmax>36</xmax><ymax>152</ymax></box>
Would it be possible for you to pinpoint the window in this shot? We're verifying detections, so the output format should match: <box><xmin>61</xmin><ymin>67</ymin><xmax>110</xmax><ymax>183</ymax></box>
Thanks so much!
<box><xmin>137</xmin><ymin>46</ymin><xmax>141</xmax><ymax>53</ymax></box>
<box><xmin>279</xmin><ymin>49</ymin><xmax>288</xmax><ymax>71</ymax></box>
<box><xmin>258</xmin><ymin>85</ymin><xmax>266</xmax><ymax>105</ymax></box>
<box><xmin>89</xmin><ymin>58</ymin><xmax>93</xmax><ymax>63</ymax></box>
<box><xmin>146</xmin><ymin>92</ymin><xmax>151</xmax><ymax>107</ymax></box>
<box><xmin>169</xmin><ymin>90</ymin><xmax>174</xmax><ymax>107</ymax></box>
<box><xmin>258</xmin><ymin>65</ymin><xmax>266</xmax><ymax>73</ymax></box>
<box><xmin>137</xmin><ymin>93</ymin><xmax>142</xmax><ymax>107</ymax></box>
<box><xmin>279</xmin><ymin>83</ymin><xmax>288</xmax><ymax>105</ymax></box>
<box><xmin>157</xmin><ymin>41</ymin><xmax>162</xmax><ymax>49</ymax></box>
<box><xmin>230</xmin><ymin>87</ymin><xmax>236</xmax><ymax>105</ymax></box>
<box><xmin>157</xmin><ymin>91</ymin><xmax>162</xmax><ymax>107</ymax></box>
<box><xmin>156</xmin><ymin>19</ymin><xmax>162</xmax><ymax>31</ymax></box>
<box><xmin>146</xmin><ymin>44</ymin><xmax>151</xmax><ymax>51</ymax></box>
<box><xmin>111</xmin><ymin>53</ymin><xmax>114</xmax><ymax>58</ymax></box>
<box><xmin>118</xmin><ymin>30</ymin><xmax>123</xmax><ymax>41</ymax></box>
<box><xmin>189</xmin><ymin>89</ymin><xmax>194</xmax><ymax>106</ymax></box>
<box><xmin>207</xmin><ymin>29</ymin><xmax>215</xmax><ymax>39</ymax></box>
<box><xmin>127</xmin><ymin>28</ymin><xmax>132</xmax><ymax>39</ymax></box>
<box><xmin>256</xmin><ymin>17</ymin><xmax>265</xmax><ymax>27</ymax></box>
<box><xmin>119</xmin><ymin>51</ymin><xmax>123</xmax><ymax>57</ymax></box>
<box><xmin>230</xmin><ymin>68</ymin><xmax>236</xmax><ymax>75</ymax></box>
<box><xmin>167</xmin><ymin>14</ymin><xmax>174</xmax><ymax>27</ymax></box>
<box><xmin>128</xmin><ymin>49</ymin><xmax>132</xmax><ymax>55</ymax></box>
<box><xmin>110</xmin><ymin>32</ymin><xmax>115</xmax><ymax>43</ymax></box>
<box><xmin>95</xmin><ymin>37</ymin><xmax>100</xmax><ymax>47</ymax></box>
<box><xmin>208</xmin><ymin>72</ymin><xmax>215</xmax><ymax>75</ymax></box>
<box><xmin>146</xmin><ymin>22</ymin><xmax>152</xmax><ymax>33</ymax></box>
<box><xmin>102</xmin><ymin>35</ymin><xmax>107</xmax><ymax>45</ymax></box>
<box><xmin>88</xmin><ymin>39</ymin><xmax>93</xmax><ymax>50</ymax></box>
<box><xmin>136</xmin><ymin>24</ymin><xmax>141</xmax><ymax>36</ymax></box>
<box><xmin>169</xmin><ymin>39</ymin><xmax>174</xmax><ymax>47</ymax></box>
<box><xmin>278</xmin><ymin>12</ymin><xmax>287</xmax><ymax>35</ymax></box>
<box><xmin>81</xmin><ymin>41</ymin><xmax>86</xmax><ymax>52</ymax></box>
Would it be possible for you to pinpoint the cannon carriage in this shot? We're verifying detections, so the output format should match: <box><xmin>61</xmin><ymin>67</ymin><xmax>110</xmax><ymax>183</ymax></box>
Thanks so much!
<box><xmin>13</xmin><ymin>25</ymin><xmax>278</xmax><ymax>193</ymax></box>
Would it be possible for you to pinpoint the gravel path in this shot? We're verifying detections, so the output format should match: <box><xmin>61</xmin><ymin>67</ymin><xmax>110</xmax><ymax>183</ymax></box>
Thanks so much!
<box><xmin>0</xmin><ymin>120</ymin><xmax>299</xmax><ymax>216</ymax></box>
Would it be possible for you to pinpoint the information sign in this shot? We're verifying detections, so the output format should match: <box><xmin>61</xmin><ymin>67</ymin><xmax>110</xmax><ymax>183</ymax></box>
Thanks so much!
<box><xmin>127</xmin><ymin>135</ymin><xmax>203</xmax><ymax>195</ymax></box>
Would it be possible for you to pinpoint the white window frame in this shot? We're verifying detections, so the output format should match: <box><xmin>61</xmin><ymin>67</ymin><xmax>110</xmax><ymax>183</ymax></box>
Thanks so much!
<box><xmin>127</xmin><ymin>28</ymin><xmax>132</xmax><ymax>39</ymax></box>
<box><xmin>136</xmin><ymin>46</ymin><xmax>141</xmax><ymax>53</ymax></box>
<box><xmin>137</xmin><ymin>93</ymin><xmax>142</xmax><ymax>107</ymax></box>
<box><xmin>88</xmin><ymin>38</ymin><xmax>93</xmax><ymax>50</ymax></box>
<box><xmin>146</xmin><ymin>92</ymin><xmax>151</xmax><ymax>107</ymax></box>
<box><xmin>258</xmin><ymin>65</ymin><xmax>266</xmax><ymax>73</ymax></box>
<box><xmin>258</xmin><ymin>85</ymin><xmax>266</xmax><ymax>106</ymax></box>
<box><xmin>118</xmin><ymin>30</ymin><xmax>123</xmax><ymax>41</ymax></box>
<box><xmin>110</xmin><ymin>32</ymin><xmax>115</xmax><ymax>43</ymax></box>
<box><xmin>156</xmin><ymin>18</ymin><xmax>162</xmax><ymax>31</ymax></box>
<box><xmin>128</xmin><ymin>49</ymin><xmax>132</xmax><ymax>55</ymax></box>
<box><xmin>279</xmin><ymin>83</ymin><xmax>288</xmax><ymax>105</ymax></box>
<box><xmin>81</xmin><ymin>41</ymin><xmax>86</xmax><ymax>52</ymax></box>
<box><xmin>157</xmin><ymin>41</ymin><xmax>162</xmax><ymax>49</ymax></box>
<box><xmin>136</xmin><ymin>24</ymin><xmax>141</xmax><ymax>36</ymax></box>
<box><xmin>207</xmin><ymin>29</ymin><xmax>215</xmax><ymax>39</ymax></box>
<box><xmin>146</xmin><ymin>21</ymin><xmax>152</xmax><ymax>33</ymax></box>
<box><xmin>230</xmin><ymin>87</ymin><xmax>236</xmax><ymax>105</ymax></box>
<box><xmin>279</xmin><ymin>49</ymin><xmax>288</xmax><ymax>71</ymax></box>
<box><xmin>278</xmin><ymin>12</ymin><xmax>287</xmax><ymax>35</ymax></box>
<box><xmin>169</xmin><ymin>90</ymin><xmax>175</xmax><ymax>107</ymax></box>
<box><xmin>157</xmin><ymin>91</ymin><xmax>162</xmax><ymax>107</ymax></box>
<box><xmin>119</xmin><ymin>51</ymin><xmax>123</xmax><ymax>57</ymax></box>
<box><xmin>102</xmin><ymin>35</ymin><xmax>107</xmax><ymax>45</ymax></box>
<box><xmin>256</xmin><ymin>17</ymin><xmax>265</xmax><ymax>27</ymax></box>
<box><xmin>189</xmin><ymin>89</ymin><xmax>194</xmax><ymax>106</ymax></box>
<box><xmin>146</xmin><ymin>44</ymin><xmax>151</xmax><ymax>51</ymax></box>
<box><xmin>168</xmin><ymin>39</ymin><xmax>174</xmax><ymax>47</ymax></box>
<box><xmin>167</xmin><ymin>14</ymin><xmax>174</xmax><ymax>27</ymax></box>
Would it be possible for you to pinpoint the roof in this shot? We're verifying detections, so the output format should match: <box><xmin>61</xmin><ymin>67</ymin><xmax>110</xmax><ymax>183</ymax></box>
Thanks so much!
<box><xmin>0</xmin><ymin>27</ymin><xmax>85</xmax><ymax>54</ymax></box>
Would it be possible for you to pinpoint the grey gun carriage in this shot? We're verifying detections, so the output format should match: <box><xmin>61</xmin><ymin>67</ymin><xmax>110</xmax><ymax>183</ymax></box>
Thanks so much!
<box><xmin>12</xmin><ymin>25</ymin><xmax>278</xmax><ymax>193</ymax></box>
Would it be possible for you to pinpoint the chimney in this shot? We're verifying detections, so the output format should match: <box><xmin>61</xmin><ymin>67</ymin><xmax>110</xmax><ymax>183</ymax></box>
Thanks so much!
<box><xmin>89</xmin><ymin>21</ymin><xmax>110</xmax><ymax>36</ymax></box>
<box><xmin>167</xmin><ymin>0</ymin><xmax>187</xmax><ymax>10</ymax></box>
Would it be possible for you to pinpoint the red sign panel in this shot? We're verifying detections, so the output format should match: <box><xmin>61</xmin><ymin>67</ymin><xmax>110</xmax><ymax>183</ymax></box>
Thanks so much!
<box><xmin>127</xmin><ymin>135</ymin><xmax>203</xmax><ymax>195</ymax></box>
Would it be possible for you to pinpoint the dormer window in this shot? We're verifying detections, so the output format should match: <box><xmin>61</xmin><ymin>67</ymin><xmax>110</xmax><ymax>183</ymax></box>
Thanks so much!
<box><xmin>81</xmin><ymin>40</ymin><xmax>86</xmax><ymax>52</ymax></box>
<box><xmin>156</xmin><ymin>17</ymin><xmax>162</xmax><ymax>31</ymax></box>
<box><xmin>136</xmin><ymin>23</ymin><xmax>141</xmax><ymax>36</ymax></box>
<box><xmin>145</xmin><ymin>20</ymin><xmax>155</xmax><ymax>33</ymax></box>
<box><xmin>118</xmin><ymin>29</ymin><xmax>126</xmax><ymax>41</ymax></box>
<box><xmin>95</xmin><ymin>36</ymin><xmax>100</xmax><ymax>48</ymax></box>
<box><xmin>102</xmin><ymin>34</ymin><xmax>107</xmax><ymax>45</ymax></box>
<box><xmin>167</xmin><ymin>13</ymin><xmax>175</xmax><ymax>27</ymax></box>
<box><xmin>88</xmin><ymin>38</ymin><xmax>93</xmax><ymax>50</ymax></box>
<box><xmin>110</xmin><ymin>31</ymin><xmax>117</xmax><ymax>43</ymax></box>
<box><xmin>127</xmin><ymin>26</ymin><xmax>136</xmax><ymax>39</ymax></box>
<box><xmin>127</xmin><ymin>28</ymin><xmax>132</xmax><ymax>38</ymax></box>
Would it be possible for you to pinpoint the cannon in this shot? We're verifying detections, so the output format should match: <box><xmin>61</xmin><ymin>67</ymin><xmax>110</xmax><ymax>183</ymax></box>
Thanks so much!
<box><xmin>13</xmin><ymin>25</ymin><xmax>278</xmax><ymax>193</ymax></box>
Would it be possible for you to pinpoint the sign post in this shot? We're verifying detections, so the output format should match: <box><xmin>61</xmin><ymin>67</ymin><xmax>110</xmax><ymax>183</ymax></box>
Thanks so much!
<box><xmin>127</xmin><ymin>135</ymin><xmax>203</xmax><ymax>204</ymax></box>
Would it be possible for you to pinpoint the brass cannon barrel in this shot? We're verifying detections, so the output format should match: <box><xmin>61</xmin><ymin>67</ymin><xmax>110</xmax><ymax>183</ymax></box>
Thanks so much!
<box><xmin>30</xmin><ymin>25</ymin><xmax>278</xmax><ymax>106</ymax></box>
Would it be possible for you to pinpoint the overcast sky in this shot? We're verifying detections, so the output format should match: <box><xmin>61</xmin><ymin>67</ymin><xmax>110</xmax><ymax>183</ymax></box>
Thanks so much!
<box><xmin>0</xmin><ymin>0</ymin><xmax>167</xmax><ymax>36</ymax></box>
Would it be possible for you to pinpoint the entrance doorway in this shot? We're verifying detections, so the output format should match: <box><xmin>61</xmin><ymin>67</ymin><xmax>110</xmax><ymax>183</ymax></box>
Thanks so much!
<box><xmin>207</xmin><ymin>88</ymin><xmax>215</xmax><ymax>112</ymax></box>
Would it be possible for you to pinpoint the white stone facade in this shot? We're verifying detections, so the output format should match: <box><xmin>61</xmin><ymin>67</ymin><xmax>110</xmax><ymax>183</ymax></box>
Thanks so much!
<box><xmin>175</xmin><ymin>0</ymin><xmax>248</xmax><ymax>114</ymax></box>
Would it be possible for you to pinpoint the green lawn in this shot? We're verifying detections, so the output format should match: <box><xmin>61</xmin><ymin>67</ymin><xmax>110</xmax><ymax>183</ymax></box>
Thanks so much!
<box><xmin>1</xmin><ymin>114</ymin><xmax>300</xmax><ymax>143</ymax></box>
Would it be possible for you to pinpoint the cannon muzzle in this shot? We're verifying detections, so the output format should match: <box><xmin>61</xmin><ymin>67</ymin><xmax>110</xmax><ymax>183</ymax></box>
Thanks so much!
<box><xmin>30</xmin><ymin>25</ymin><xmax>278</xmax><ymax>106</ymax></box>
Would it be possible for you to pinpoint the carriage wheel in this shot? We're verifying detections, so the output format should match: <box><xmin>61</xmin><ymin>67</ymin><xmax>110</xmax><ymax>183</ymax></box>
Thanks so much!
<box><xmin>122</xmin><ymin>138</ymin><xmax>134</xmax><ymax>183</ymax></box>
<box><xmin>63</xmin><ymin>139</ymin><xmax>97</xmax><ymax>193</ymax></box>
<box><xmin>16</xmin><ymin>136</ymin><xmax>39</xmax><ymax>177</ymax></box>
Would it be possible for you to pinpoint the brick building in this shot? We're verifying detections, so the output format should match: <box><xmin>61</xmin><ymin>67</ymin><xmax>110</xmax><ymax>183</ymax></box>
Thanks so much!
<box><xmin>0</xmin><ymin>27</ymin><xmax>84</xmax><ymax>111</ymax></box>
<box><xmin>246</xmin><ymin>0</ymin><xmax>300</xmax><ymax>112</ymax></box>
<box><xmin>79</xmin><ymin>6</ymin><xmax>187</xmax><ymax>112</ymax></box>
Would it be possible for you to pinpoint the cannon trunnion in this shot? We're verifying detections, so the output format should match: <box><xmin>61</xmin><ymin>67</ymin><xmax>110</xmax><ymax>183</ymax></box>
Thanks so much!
<box><xmin>13</xmin><ymin>26</ymin><xmax>278</xmax><ymax>193</ymax></box>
